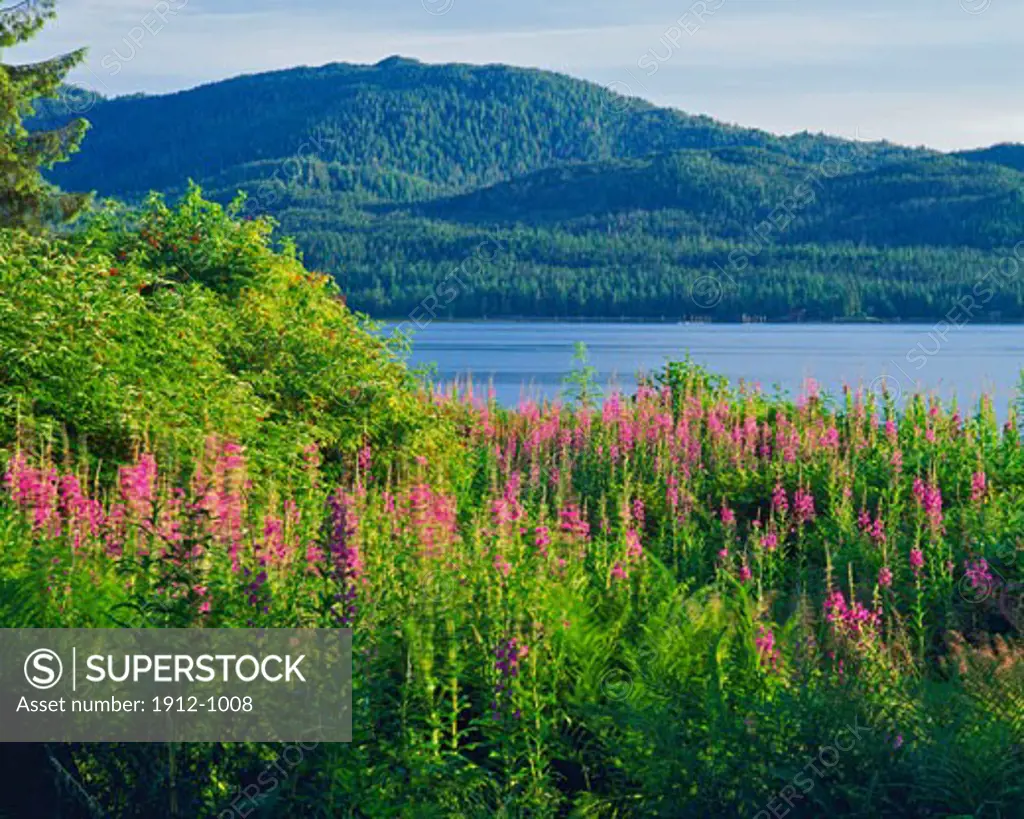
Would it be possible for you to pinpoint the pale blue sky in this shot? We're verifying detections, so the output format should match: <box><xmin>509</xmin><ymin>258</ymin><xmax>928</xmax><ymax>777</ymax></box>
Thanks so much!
<box><xmin>14</xmin><ymin>0</ymin><xmax>1024</xmax><ymax>150</ymax></box>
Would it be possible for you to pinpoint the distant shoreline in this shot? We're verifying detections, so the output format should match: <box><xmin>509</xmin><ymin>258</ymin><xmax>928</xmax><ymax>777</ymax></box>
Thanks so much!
<box><xmin>374</xmin><ymin>316</ymin><xmax>1024</xmax><ymax>326</ymax></box>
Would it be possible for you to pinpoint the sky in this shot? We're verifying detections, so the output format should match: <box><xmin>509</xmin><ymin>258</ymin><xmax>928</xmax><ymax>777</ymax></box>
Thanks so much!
<box><xmin>13</xmin><ymin>0</ymin><xmax>1024</xmax><ymax>151</ymax></box>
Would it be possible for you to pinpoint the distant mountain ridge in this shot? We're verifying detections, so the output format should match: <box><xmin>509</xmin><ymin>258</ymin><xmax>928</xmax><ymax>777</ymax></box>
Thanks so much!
<box><xmin>36</xmin><ymin>58</ymin><xmax>1024</xmax><ymax>321</ymax></box>
<box><xmin>40</xmin><ymin>57</ymin><xmax>923</xmax><ymax>198</ymax></box>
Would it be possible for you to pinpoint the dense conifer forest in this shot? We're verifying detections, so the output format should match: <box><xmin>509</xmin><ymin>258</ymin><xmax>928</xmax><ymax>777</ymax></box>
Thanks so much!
<box><xmin>37</xmin><ymin>57</ymin><xmax>1024</xmax><ymax>321</ymax></box>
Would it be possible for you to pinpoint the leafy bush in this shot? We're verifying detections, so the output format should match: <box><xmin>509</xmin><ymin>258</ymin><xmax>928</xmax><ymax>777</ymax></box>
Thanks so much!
<box><xmin>0</xmin><ymin>185</ymin><xmax>454</xmax><ymax>478</ymax></box>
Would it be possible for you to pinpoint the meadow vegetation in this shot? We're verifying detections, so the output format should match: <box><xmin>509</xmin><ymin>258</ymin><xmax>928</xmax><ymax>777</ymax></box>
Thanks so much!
<box><xmin>3</xmin><ymin>259</ymin><xmax>1023</xmax><ymax>813</ymax></box>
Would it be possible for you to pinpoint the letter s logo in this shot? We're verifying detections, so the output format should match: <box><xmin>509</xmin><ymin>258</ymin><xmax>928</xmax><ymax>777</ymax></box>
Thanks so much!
<box><xmin>25</xmin><ymin>649</ymin><xmax>63</xmax><ymax>690</ymax></box>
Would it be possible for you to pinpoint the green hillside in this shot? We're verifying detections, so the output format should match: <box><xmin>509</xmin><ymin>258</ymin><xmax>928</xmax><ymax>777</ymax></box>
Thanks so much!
<box><xmin>37</xmin><ymin>58</ymin><xmax>1024</xmax><ymax>320</ymax></box>
<box><xmin>955</xmin><ymin>142</ymin><xmax>1024</xmax><ymax>174</ymax></box>
<box><xmin>38</xmin><ymin>57</ymin><xmax>921</xmax><ymax>199</ymax></box>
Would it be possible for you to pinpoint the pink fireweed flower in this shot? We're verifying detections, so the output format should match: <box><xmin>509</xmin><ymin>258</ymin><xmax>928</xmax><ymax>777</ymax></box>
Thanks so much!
<box><xmin>771</xmin><ymin>483</ymin><xmax>789</xmax><ymax>516</ymax></box>
<box><xmin>533</xmin><ymin>526</ymin><xmax>551</xmax><ymax>557</ymax></box>
<box><xmin>737</xmin><ymin>562</ymin><xmax>753</xmax><ymax>583</ymax></box>
<box><xmin>797</xmin><ymin>377</ymin><xmax>820</xmax><ymax>409</ymax></box>
<box><xmin>105</xmin><ymin>503</ymin><xmax>127</xmax><ymax>557</ymax></box>
<box><xmin>156</xmin><ymin>488</ymin><xmax>185</xmax><ymax>555</ymax></box>
<box><xmin>666</xmin><ymin>473</ymin><xmax>680</xmax><ymax>510</ymax></box>
<box><xmin>625</xmin><ymin>529</ymin><xmax>643</xmax><ymax>564</ymax></box>
<box><xmin>890</xmin><ymin>449</ymin><xmax>903</xmax><ymax>472</ymax></box>
<box><xmin>720</xmin><ymin>504</ymin><xmax>736</xmax><ymax>527</ymax></box>
<box><xmin>610</xmin><ymin>562</ymin><xmax>627</xmax><ymax>581</ymax></box>
<box><xmin>755</xmin><ymin>626</ymin><xmax>780</xmax><ymax>670</ymax></box>
<box><xmin>631</xmin><ymin>498</ymin><xmax>646</xmax><ymax>528</ymax></box>
<box><xmin>618</xmin><ymin>419</ymin><xmax>636</xmax><ymax>453</ymax></box>
<box><xmin>493</xmin><ymin>553</ymin><xmax>513</xmax><ymax>578</ymax></box>
<box><xmin>357</xmin><ymin>444</ymin><xmax>372</xmax><ymax>472</ymax></box>
<box><xmin>971</xmin><ymin>471</ymin><xmax>987</xmax><ymax>503</ymax></box>
<box><xmin>529</xmin><ymin>461</ymin><xmax>541</xmax><ymax>487</ymax></box>
<box><xmin>503</xmin><ymin>472</ymin><xmax>524</xmax><ymax>520</ymax></box>
<box><xmin>405</xmin><ymin>483</ymin><xmax>457</xmax><ymax>558</ymax></box>
<box><xmin>194</xmin><ymin>439</ymin><xmax>247</xmax><ymax>568</ymax></box>
<box><xmin>559</xmin><ymin>503</ymin><xmax>590</xmax><ymax>541</ymax></box>
<box><xmin>602</xmin><ymin>393</ymin><xmax>623</xmax><ymax>426</ymax></box>
<box><xmin>869</xmin><ymin>517</ymin><xmax>886</xmax><ymax>545</ymax></box>
<box><xmin>909</xmin><ymin>548</ymin><xmax>925</xmax><ymax>576</ymax></box>
<box><xmin>878</xmin><ymin>566</ymin><xmax>893</xmax><ymax>588</ymax></box>
<box><xmin>262</xmin><ymin>514</ymin><xmax>285</xmax><ymax>565</ymax></box>
<box><xmin>912</xmin><ymin>477</ymin><xmax>926</xmax><ymax>505</ymax></box>
<box><xmin>783</xmin><ymin>431</ymin><xmax>800</xmax><ymax>462</ymax></box>
<box><xmin>119</xmin><ymin>453</ymin><xmax>158</xmax><ymax>522</ymax></box>
<box><xmin>913</xmin><ymin>481</ymin><xmax>943</xmax><ymax>532</ymax></box>
<box><xmin>760</xmin><ymin>531</ymin><xmax>779</xmax><ymax>552</ymax></box>
<box><xmin>858</xmin><ymin>510</ymin><xmax>886</xmax><ymax>544</ymax></box>
<box><xmin>325</xmin><ymin>489</ymin><xmax>361</xmax><ymax>626</ymax></box>
<box><xmin>793</xmin><ymin>488</ymin><xmax>815</xmax><ymax>525</ymax></box>
<box><xmin>824</xmin><ymin>590</ymin><xmax>881</xmax><ymax>638</ymax></box>
<box><xmin>4</xmin><ymin>453</ymin><xmax>60</xmax><ymax>534</ymax></box>
<box><xmin>57</xmin><ymin>473</ymin><xmax>104</xmax><ymax>546</ymax></box>
<box><xmin>491</xmin><ymin>497</ymin><xmax>517</xmax><ymax>527</ymax></box>
<box><xmin>885</xmin><ymin>419</ymin><xmax>898</xmax><ymax>442</ymax></box>
<box><xmin>57</xmin><ymin>473</ymin><xmax>85</xmax><ymax>520</ymax></box>
<box><xmin>964</xmin><ymin>558</ymin><xmax>994</xmax><ymax>594</ymax></box>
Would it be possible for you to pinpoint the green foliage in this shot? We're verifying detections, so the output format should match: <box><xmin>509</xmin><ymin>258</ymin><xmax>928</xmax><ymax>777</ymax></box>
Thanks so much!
<box><xmin>0</xmin><ymin>0</ymin><xmax>89</xmax><ymax>228</ymax></box>
<box><xmin>561</xmin><ymin>342</ymin><xmax>599</xmax><ymax>409</ymax></box>
<box><xmin>0</xmin><ymin>184</ymin><xmax>454</xmax><ymax>476</ymax></box>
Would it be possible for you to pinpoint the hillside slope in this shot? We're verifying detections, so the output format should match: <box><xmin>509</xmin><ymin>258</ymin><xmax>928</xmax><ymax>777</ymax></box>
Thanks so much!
<box><xmin>40</xmin><ymin>57</ymin><xmax>920</xmax><ymax>199</ymax></box>
<box><xmin>36</xmin><ymin>59</ymin><xmax>1024</xmax><ymax>321</ymax></box>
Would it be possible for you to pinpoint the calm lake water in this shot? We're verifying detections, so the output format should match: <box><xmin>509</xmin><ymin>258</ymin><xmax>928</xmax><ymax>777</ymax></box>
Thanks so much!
<box><xmin>394</xmin><ymin>322</ymin><xmax>1024</xmax><ymax>415</ymax></box>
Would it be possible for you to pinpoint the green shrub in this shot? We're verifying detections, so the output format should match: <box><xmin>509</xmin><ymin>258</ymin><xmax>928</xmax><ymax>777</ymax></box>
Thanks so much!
<box><xmin>0</xmin><ymin>184</ymin><xmax>455</xmax><ymax>478</ymax></box>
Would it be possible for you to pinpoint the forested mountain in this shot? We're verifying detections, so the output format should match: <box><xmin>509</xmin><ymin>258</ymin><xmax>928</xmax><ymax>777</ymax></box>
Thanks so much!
<box><xmin>955</xmin><ymin>143</ymin><xmax>1024</xmax><ymax>174</ymax></box>
<box><xmin>39</xmin><ymin>57</ymin><xmax>921</xmax><ymax>198</ymax></box>
<box><xmin>411</xmin><ymin>148</ymin><xmax>1024</xmax><ymax>250</ymax></box>
<box><xmin>37</xmin><ymin>58</ymin><xmax>1024</xmax><ymax>321</ymax></box>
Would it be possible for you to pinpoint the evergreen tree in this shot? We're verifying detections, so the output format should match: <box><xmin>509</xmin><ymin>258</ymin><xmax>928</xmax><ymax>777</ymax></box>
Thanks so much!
<box><xmin>0</xmin><ymin>10</ymin><xmax>93</xmax><ymax>818</ymax></box>
<box><xmin>0</xmin><ymin>0</ymin><xmax>89</xmax><ymax>229</ymax></box>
